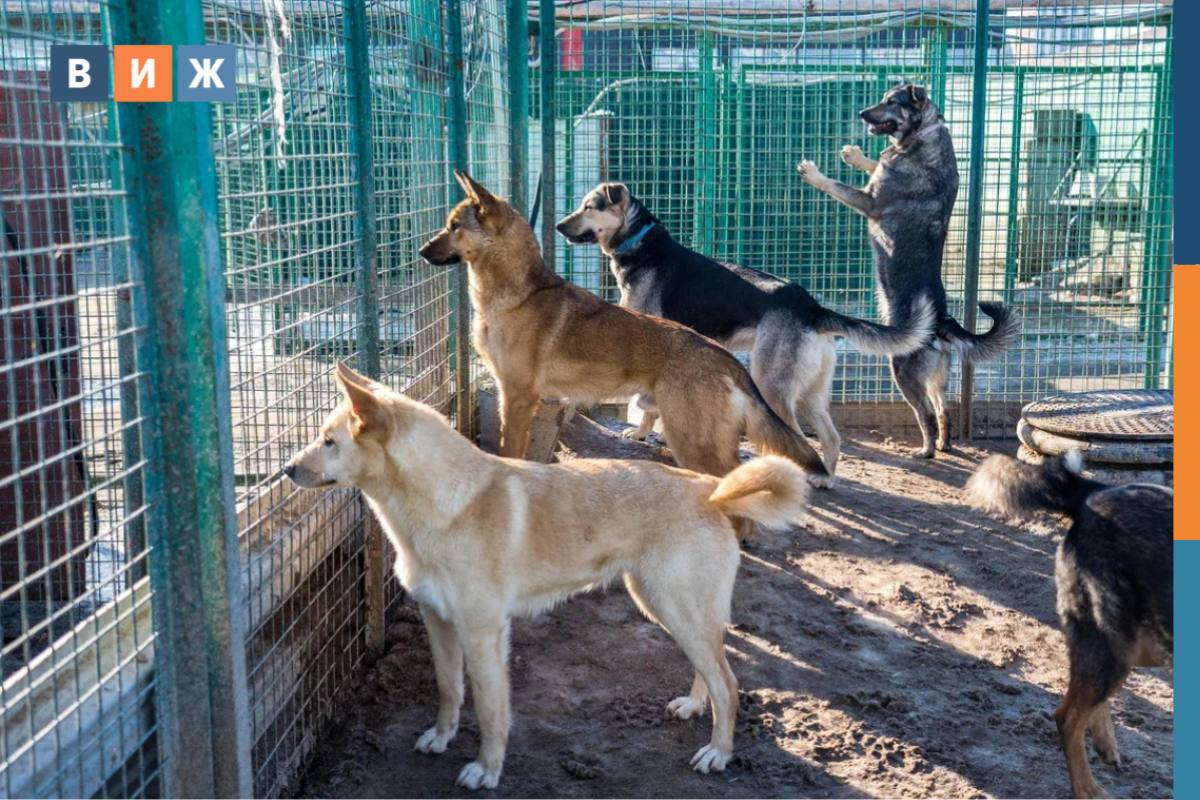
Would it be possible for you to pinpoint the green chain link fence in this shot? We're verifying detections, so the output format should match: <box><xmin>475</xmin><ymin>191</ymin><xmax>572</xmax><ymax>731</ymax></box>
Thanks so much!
<box><xmin>0</xmin><ymin>0</ymin><xmax>1173</xmax><ymax>797</ymax></box>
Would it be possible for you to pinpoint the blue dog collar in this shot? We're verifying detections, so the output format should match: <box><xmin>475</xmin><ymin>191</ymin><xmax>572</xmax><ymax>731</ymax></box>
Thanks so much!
<box><xmin>613</xmin><ymin>222</ymin><xmax>655</xmax><ymax>255</ymax></box>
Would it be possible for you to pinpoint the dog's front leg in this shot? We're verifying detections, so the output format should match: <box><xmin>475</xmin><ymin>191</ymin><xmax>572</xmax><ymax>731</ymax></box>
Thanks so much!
<box><xmin>456</xmin><ymin>622</ymin><xmax>511</xmax><ymax>790</ymax></box>
<box><xmin>415</xmin><ymin>606</ymin><xmax>463</xmax><ymax>755</ymax></box>
<box><xmin>797</xmin><ymin>160</ymin><xmax>879</xmax><ymax>219</ymax></box>
<box><xmin>840</xmin><ymin>144</ymin><xmax>878</xmax><ymax>174</ymax></box>
<box><xmin>498</xmin><ymin>387</ymin><xmax>538</xmax><ymax>459</ymax></box>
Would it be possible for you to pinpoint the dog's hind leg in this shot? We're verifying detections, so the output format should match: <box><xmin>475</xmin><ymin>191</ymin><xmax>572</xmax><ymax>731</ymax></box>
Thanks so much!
<box><xmin>891</xmin><ymin>352</ymin><xmax>938</xmax><ymax>458</ymax></box>
<box><xmin>633</xmin><ymin>555</ymin><xmax>739</xmax><ymax>774</ymax></box>
<box><xmin>797</xmin><ymin>340</ymin><xmax>841</xmax><ymax>479</ymax></box>
<box><xmin>1055</xmin><ymin>627</ymin><xmax>1129</xmax><ymax>799</ymax></box>
<box><xmin>1089</xmin><ymin>701</ymin><xmax>1121</xmax><ymax>768</ymax></box>
<box><xmin>926</xmin><ymin>348</ymin><xmax>952</xmax><ymax>451</ymax></box>
<box><xmin>416</xmin><ymin>606</ymin><xmax>464</xmax><ymax>755</ymax></box>
<box><xmin>457</xmin><ymin>621</ymin><xmax>512</xmax><ymax>790</ymax></box>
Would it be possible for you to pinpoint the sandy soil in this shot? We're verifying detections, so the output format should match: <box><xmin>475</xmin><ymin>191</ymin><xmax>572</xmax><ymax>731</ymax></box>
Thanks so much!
<box><xmin>292</xmin><ymin>419</ymin><xmax>1173</xmax><ymax>799</ymax></box>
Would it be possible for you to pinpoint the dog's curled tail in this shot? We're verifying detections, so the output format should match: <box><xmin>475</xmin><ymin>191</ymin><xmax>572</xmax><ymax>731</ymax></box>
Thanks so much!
<box><xmin>941</xmin><ymin>302</ymin><xmax>1020</xmax><ymax>363</ymax></box>
<box><xmin>816</xmin><ymin>294</ymin><xmax>936</xmax><ymax>357</ymax></box>
<box><xmin>965</xmin><ymin>451</ymin><xmax>1102</xmax><ymax>520</ymax></box>
<box><xmin>709</xmin><ymin>456</ymin><xmax>810</xmax><ymax>530</ymax></box>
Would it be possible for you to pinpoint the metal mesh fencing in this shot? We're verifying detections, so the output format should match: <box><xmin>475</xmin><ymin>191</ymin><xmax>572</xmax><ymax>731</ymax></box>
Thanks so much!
<box><xmin>1</xmin><ymin>3</ymin><xmax>160</xmax><ymax>797</ymax></box>
<box><xmin>536</xmin><ymin>0</ymin><xmax>1173</xmax><ymax>436</ymax></box>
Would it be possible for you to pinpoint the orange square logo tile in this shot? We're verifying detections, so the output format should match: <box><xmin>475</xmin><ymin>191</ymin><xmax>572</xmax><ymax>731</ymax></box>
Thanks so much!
<box><xmin>113</xmin><ymin>45</ymin><xmax>173</xmax><ymax>102</ymax></box>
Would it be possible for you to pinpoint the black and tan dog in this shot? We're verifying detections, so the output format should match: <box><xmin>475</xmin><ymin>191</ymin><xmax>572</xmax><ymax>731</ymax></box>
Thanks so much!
<box><xmin>557</xmin><ymin>182</ymin><xmax>934</xmax><ymax>480</ymax></box>
<box><xmin>798</xmin><ymin>84</ymin><xmax>1019</xmax><ymax>457</ymax></box>
<box><xmin>967</xmin><ymin>452</ymin><xmax>1172</xmax><ymax>799</ymax></box>
<box><xmin>419</xmin><ymin>172</ymin><xmax>829</xmax><ymax>510</ymax></box>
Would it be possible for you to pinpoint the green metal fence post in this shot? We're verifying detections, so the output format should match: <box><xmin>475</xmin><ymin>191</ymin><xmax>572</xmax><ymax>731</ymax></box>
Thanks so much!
<box><xmin>1002</xmin><ymin>70</ymin><xmax>1025</xmax><ymax>304</ymax></box>
<box><xmin>539</xmin><ymin>0</ymin><xmax>557</xmax><ymax>266</ymax></box>
<box><xmin>923</xmin><ymin>25</ymin><xmax>948</xmax><ymax>108</ymax></box>
<box><xmin>508</xmin><ymin>0</ymin><xmax>529</xmax><ymax>216</ymax></box>
<box><xmin>958</xmin><ymin>0</ymin><xmax>990</xmax><ymax>439</ymax></box>
<box><xmin>1140</xmin><ymin>53</ymin><xmax>1174</xmax><ymax>387</ymax></box>
<box><xmin>344</xmin><ymin>0</ymin><xmax>385</xmax><ymax>659</ymax></box>
<box><xmin>447</xmin><ymin>0</ymin><xmax>472</xmax><ymax>432</ymax></box>
<box><xmin>117</xmin><ymin>0</ymin><xmax>252</xmax><ymax>795</ymax></box>
<box><xmin>694</xmin><ymin>33</ymin><xmax>717</xmax><ymax>254</ymax></box>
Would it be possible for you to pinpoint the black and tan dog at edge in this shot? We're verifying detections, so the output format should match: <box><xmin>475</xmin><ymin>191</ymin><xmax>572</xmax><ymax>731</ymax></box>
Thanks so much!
<box><xmin>798</xmin><ymin>83</ymin><xmax>1020</xmax><ymax>458</ymax></box>
<box><xmin>418</xmin><ymin>170</ymin><xmax>830</xmax><ymax>521</ymax></box>
<box><xmin>967</xmin><ymin>451</ymin><xmax>1172</xmax><ymax>799</ymax></box>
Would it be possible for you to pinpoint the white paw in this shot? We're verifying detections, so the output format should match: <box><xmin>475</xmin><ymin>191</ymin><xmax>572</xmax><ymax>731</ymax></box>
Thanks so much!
<box><xmin>797</xmin><ymin>159</ymin><xmax>824</xmax><ymax>185</ymax></box>
<box><xmin>807</xmin><ymin>473</ymin><xmax>835</xmax><ymax>489</ymax></box>
<box><xmin>667</xmin><ymin>695</ymin><xmax>707</xmax><ymax>720</ymax></box>
<box><xmin>690</xmin><ymin>743</ymin><xmax>731</xmax><ymax>774</ymax></box>
<box><xmin>456</xmin><ymin>761</ymin><xmax>501</xmax><ymax>790</ymax></box>
<box><xmin>840</xmin><ymin>144</ymin><xmax>863</xmax><ymax>162</ymax></box>
<box><xmin>415</xmin><ymin>725</ymin><xmax>456</xmax><ymax>754</ymax></box>
<box><xmin>621</xmin><ymin>427</ymin><xmax>648</xmax><ymax>441</ymax></box>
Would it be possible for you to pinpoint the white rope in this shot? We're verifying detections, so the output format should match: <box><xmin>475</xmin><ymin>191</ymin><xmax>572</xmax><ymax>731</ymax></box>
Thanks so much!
<box><xmin>263</xmin><ymin>0</ymin><xmax>292</xmax><ymax>170</ymax></box>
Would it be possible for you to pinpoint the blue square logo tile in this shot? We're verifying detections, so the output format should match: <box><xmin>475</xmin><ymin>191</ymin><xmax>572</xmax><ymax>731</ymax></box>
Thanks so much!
<box><xmin>176</xmin><ymin>45</ymin><xmax>236</xmax><ymax>102</ymax></box>
<box><xmin>50</xmin><ymin>45</ymin><xmax>109</xmax><ymax>101</ymax></box>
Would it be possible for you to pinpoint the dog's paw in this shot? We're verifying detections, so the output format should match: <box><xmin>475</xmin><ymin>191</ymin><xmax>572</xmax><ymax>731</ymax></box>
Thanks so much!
<box><xmin>621</xmin><ymin>426</ymin><xmax>649</xmax><ymax>441</ymax></box>
<box><xmin>841</xmin><ymin>144</ymin><xmax>867</xmax><ymax>166</ymax></box>
<box><xmin>909</xmin><ymin>447</ymin><xmax>935</xmax><ymax>460</ymax></box>
<box><xmin>1093</xmin><ymin>740</ymin><xmax>1122</xmax><ymax>769</ymax></box>
<box><xmin>807</xmin><ymin>473</ymin><xmax>835</xmax><ymax>489</ymax></box>
<box><xmin>667</xmin><ymin>695</ymin><xmax>707</xmax><ymax>720</ymax></box>
<box><xmin>796</xmin><ymin>159</ymin><xmax>825</xmax><ymax>185</ymax></box>
<box><xmin>415</xmin><ymin>725</ymin><xmax>456</xmax><ymax>754</ymax></box>
<box><xmin>456</xmin><ymin>761</ymin><xmax>501</xmax><ymax>790</ymax></box>
<box><xmin>690</xmin><ymin>743</ymin><xmax>732</xmax><ymax>774</ymax></box>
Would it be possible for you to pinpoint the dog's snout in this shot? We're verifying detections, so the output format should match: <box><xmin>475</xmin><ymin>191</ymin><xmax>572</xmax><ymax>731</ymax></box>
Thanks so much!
<box><xmin>555</xmin><ymin>221</ymin><xmax>569</xmax><ymax>234</ymax></box>
<box><xmin>418</xmin><ymin>241</ymin><xmax>433</xmax><ymax>259</ymax></box>
<box><xmin>283</xmin><ymin>463</ymin><xmax>297</xmax><ymax>479</ymax></box>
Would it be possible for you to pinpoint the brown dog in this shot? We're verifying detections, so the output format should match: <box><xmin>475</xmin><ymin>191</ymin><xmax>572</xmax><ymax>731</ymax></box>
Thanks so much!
<box><xmin>419</xmin><ymin>172</ymin><xmax>829</xmax><ymax>505</ymax></box>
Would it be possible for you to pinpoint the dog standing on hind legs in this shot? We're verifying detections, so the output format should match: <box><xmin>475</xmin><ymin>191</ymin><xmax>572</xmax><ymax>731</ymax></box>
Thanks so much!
<box><xmin>967</xmin><ymin>452</ymin><xmax>1172</xmax><ymax>798</ymax></box>
<box><xmin>798</xmin><ymin>83</ymin><xmax>1019</xmax><ymax>457</ymax></box>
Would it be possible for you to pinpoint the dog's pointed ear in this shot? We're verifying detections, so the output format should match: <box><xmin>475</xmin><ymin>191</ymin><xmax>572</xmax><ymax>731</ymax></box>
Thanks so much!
<box><xmin>455</xmin><ymin>170</ymin><xmax>501</xmax><ymax>212</ymax></box>
<box><xmin>908</xmin><ymin>84</ymin><xmax>929</xmax><ymax>110</ymax></box>
<box><xmin>603</xmin><ymin>183</ymin><xmax>627</xmax><ymax>206</ymax></box>
<box><xmin>335</xmin><ymin>363</ymin><xmax>386</xmax><ymax>433</ymax></box>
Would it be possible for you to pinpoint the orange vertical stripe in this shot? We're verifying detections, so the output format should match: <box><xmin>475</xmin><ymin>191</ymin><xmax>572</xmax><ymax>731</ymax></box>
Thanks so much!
<box><xmin>1177</xmin><ymin>266</ymin><xmax>1195</xmax><ymax>538</ymax></box>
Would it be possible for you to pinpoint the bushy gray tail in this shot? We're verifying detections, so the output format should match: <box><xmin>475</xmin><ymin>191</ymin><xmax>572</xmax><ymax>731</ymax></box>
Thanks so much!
<box><xmin>941</xmin><ymin>302</ymin><xmax>1020</xmax><ymax>362</ymax></box>
<box><xmin>815</xmin><ymin>294</ymin><xmax>935</xmax><ymax>356</ymax></box>
<box><xmin>965</xmin><ymin>451</ymin><xmax>1103</xmax><ymax>520</ymax></box>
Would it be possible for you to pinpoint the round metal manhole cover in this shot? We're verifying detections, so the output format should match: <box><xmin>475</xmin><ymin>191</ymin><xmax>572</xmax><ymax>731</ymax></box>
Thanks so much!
<box><xmin>1021</xmin><ymin>390</ymin><xmax>1173</xmax><ymax>441</ymax></box>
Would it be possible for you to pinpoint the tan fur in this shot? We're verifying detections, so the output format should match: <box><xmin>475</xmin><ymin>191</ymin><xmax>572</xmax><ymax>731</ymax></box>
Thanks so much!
<box><xmin>419</xmin><ymin>173</ymin><xmax>828</xmax><ymax>514</ymax></box>
<box><xmin>284</xmin><ymin>363</ymin><xmax>811</xmax><ymax>790</ymax></box>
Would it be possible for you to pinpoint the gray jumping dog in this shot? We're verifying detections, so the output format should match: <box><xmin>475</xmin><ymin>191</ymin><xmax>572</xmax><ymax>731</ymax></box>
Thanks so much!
<box><xmin>798</xmin><ymin>83</ymin><xmax>1018</xmax><ymax>457</ymax></box>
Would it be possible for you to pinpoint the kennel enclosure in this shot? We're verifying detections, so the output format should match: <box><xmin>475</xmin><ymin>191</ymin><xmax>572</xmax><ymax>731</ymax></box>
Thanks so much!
<box><xmin>0</xmin><ymin>1</ymin><xmax>1172</xmax><ymax>797</ymax></box>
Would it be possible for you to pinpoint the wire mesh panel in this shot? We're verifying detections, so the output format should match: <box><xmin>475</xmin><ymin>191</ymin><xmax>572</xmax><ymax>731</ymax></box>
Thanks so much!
<box><xmin>537</xmin><ymin>0</ymin><xmax>1173</xmax><ymax>434</ymax></box>
<box><xmin>206</xmin><ymin>2</ymin><xmax>369</xmax><ymax>796</ymax></box>
<box><xmin>0</xmin><ymin>3</ymin><xmax>160</xmax><ymax>797</ymax></box>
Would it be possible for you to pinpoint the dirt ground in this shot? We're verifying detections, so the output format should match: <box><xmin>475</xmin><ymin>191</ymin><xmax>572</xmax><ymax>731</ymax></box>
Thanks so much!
<box><xmin>293</xmin><ymin>418</ymin><xmax>1173</xmax><ymax>799</ymax></box>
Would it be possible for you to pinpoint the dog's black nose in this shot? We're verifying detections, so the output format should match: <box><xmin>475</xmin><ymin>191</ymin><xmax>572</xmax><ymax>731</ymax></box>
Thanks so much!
<box><xmin>283</xmin><ymin>464</ymin><xmax>296</xmax><ymax>479</ymax></box>
<box><xmin>418</xmin><ymin>242</ymin><xmax>431</xmax><ymax>259</ymax></box>
<box><xmin>555</xmin><ymin>221</ymin><xmax>568</xmax><ymax>234</ymax></box>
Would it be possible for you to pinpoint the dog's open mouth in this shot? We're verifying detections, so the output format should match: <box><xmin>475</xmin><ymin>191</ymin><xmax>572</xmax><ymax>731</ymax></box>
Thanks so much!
<box><xmin>867</xmin><ymin>119</ymin><xmax>899</xmax><ymax>136</ymax></box>
<box><xmin>562</xmin><ymin>229</ymin><xmax>596</xmax><ymax>244</ymax></box>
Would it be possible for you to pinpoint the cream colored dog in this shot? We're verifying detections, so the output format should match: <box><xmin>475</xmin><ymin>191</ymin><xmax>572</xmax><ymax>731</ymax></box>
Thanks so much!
<box><xmin>284</xmin><ymin>363</ymin><xmax>811</xmax><ymax>790</ymax></box>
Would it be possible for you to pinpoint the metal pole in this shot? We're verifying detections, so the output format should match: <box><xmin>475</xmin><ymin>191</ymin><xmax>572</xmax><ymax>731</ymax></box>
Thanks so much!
<box><xmin>448</xmin><ymin>0</ymin><xmax>473</xmax><ymax>434</ymax></box>
<box><xmin>1002</xmin><ymin>70</ymin><xmax>1024</xmax><ymax>304</ymax></box>
<box><xmin>507</xmin><ymin>0</ymin><xmax>529</xmax><ymax>215</ymax></box>
<box><xmin>958</xmin><ymin>0</ymin><xmax>990</xmax><ymax>440</ymax></box>
<box><xmin>343</xmin><ymin>0</ymin><xmax>385</xmax><ymax>658</ymax></box>
<box><xmin>539</xmin><ymin>0</ymin><xmax>557</xmax><ymax>268</ymax></box>
<box><xmin>117</xmin><ymin>0</ymin><xmax>252</xmax><ymax>795</ymax></box>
